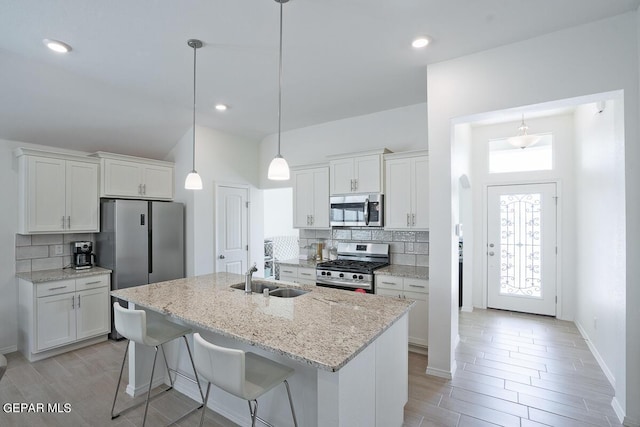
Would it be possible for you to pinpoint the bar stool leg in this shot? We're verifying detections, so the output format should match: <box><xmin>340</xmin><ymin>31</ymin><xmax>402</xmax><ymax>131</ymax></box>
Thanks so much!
<box><xmin>284</xmin><ymin>380</ymin><xmax>298</xmax><ymax>427</ymax></box>
<box><xmin>183</xmin><ymin>335</ymin><xmax>206</xmax><ymax>403</ymax></box>
<box><xmin>142</xmin><ymin>346</ymin><xmax>160</xmax><ymax>427</ymax></box>
<box><xmin>159</xmin><ymin>343</ymin><xmax>174</xmax><ymax>389</ymax></box>
<box><xmin>248</xmin><ymin>399</ymin><xmax>258</xmax><ymax>427</ymax></box>
<box><xmin>111</xmin><ymin>340</ymin><xmax>130</xmax><ymax>419</ymax></box>
<box><xmin>199</xmin><ymin>382</ymin><xmax>211</xmax><ymax>427</ymax></box>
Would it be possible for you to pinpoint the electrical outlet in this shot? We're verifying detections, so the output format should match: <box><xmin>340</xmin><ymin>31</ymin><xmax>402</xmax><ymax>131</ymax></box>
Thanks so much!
<box><xmin>54</xmin><ymin>244</ymin><xmax>63</xmax><ymax>256</ymax></box>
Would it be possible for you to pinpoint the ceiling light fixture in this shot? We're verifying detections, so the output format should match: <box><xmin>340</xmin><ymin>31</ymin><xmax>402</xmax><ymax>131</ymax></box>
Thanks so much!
<box><xmin>267</xmin><ymin>0</ymin><xmax>291</xmax><ymax>181</ymax></box>
<box><xmin>411</xmin><ymin>37</ymin><xmax>430</xmax><ymax>48</ymax></box>
<box><xmin>184</xmin><ymin>39</ymin><xmax>204</xmax><ymax>190</ymax></box>
<box><xmin>507</xmin><ymin>114</ymin><xmax>541</xmax><ymax>149</ymax></box>
<box><xmin>43</xmin><ymin>39</ymin><xmax>72</xmax><ymax>53</ymax></box>
<box><xmin>215</xmin><ymin>104</ymin><xmax>228</xmax><ymax>111</ymax></box>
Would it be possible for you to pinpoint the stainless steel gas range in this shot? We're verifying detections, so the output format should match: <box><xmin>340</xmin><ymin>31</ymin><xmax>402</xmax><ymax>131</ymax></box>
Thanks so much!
<box><xmin>316</xmin><ymin>243</ymin><xmax>389</xmax><ymax>293</ymax></box>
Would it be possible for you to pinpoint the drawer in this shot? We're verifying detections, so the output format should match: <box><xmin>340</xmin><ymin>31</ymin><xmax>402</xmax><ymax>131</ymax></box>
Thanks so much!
<box><xmin>279</xmin><ymin>266</ymin><xmax>298</xmax><ymax>277</ymax></box>
<box><xmin>36</xmin><ymin>280</ymin><xmax>76</xmax><ymax>297</ymax></box>
<box><xmin>404</xmin><ymin>278</ymin><xmax>428</xmax><ymax>294</ymax></box>
<box><xmin>376</xmin><ymin>275</ymin><xmax>403</xmax><ymax>290</ymax></box>
<box><xmin>298</xmin><ymin>267</ymin><xmax>315</xmax><ymax>280</ymax></box>
<box><xmin>76</xmin><ymin>275</ymin><xmax>109</xmax><ymax>291</ymax></box>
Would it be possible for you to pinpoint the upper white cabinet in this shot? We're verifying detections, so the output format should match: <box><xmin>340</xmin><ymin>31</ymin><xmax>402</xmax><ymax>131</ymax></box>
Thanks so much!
<box><xmin>384</xmin><ymin>151</ymin><xmax>429</xmax><ymax>230</ymax></box>
<box><xmin>328</xmin><ymin>149</ymin><xmax>390</xmax><ymax>195</ymax></box>
<box><xmin>16</xmin><ymin>149</ymin><xmax>100</xmax><ymax>234</ymax></box>
<box><xmin>292</xmin><ymin>165</ymin><xmax>329</xmax><ymax>229</ymax></box>
<box><xmin>93</xmin><ymin>152</ymin><xmax>174</xmax><ymax>200</ymax></box>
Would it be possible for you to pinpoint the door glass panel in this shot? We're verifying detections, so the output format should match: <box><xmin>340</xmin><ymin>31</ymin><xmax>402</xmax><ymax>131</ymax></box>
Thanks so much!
<box><xmin>499</xmin><ymin>193</ymin><xmax>542</xmax><ymax>298</ymax></box>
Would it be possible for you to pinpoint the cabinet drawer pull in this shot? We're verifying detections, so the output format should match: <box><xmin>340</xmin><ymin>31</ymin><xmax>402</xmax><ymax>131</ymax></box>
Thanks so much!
<box><xmin>84</xmin><ymin>281</ymin><xmax>101</xmax><ymax>285</ymax></box>
<box><xmin>78</xmin><ymin>295</ymin><xmax>81</xmax><ymax>308</ymax></box>
<box><xmin>283</xmin><ymin>270</ymin><xmax>293</xmax><ymax>274</ymax></box>
<box><xmin>381</xmin><ymin>281</ymin><xmax>398</xmax><ymax>286</ymax></box>
<box><xmin>409</xmin><ymin>284</ymin><xmax>425</xmax><ymax>288</ymax></box>
<box><xmin>300</xmin><ymin>272</ymin><xmax>312</xmax><ymax>276</ymax></box>
<box><xmin>48</xmin><ymin>286</ymin><xmax>68</xmax><ymax>291</ymax></box>
<box><xmin>71</xmin><ymin>295</ymin><xmax>75</xmax><ymax>309</ymax></box>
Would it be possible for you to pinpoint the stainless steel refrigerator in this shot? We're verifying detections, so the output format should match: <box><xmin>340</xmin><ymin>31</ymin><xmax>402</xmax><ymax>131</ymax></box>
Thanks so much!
<box><xmin>96</xmin><ymin>199</ymin><xmax>185</xmax><ymax>339</ymax></box>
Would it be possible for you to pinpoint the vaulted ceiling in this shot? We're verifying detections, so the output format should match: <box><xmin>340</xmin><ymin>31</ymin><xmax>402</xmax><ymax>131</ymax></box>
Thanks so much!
<box><xmin>1</xmin><ymin>0</ymin><xmax>638</xmax><ymax>158</ymax></box>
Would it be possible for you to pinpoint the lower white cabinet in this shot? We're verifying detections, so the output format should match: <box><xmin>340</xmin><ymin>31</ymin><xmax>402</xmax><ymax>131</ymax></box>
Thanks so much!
<box><xmin>19</xmin><ymin>274</ymin><xmax>111</xmax><ymax>361</ymax></box>
<box><xmin>279</xmin><ymin>265</ymin><xmax>316</xmax><ymax>286</ymax></box>
<box><xmin>376</xmin><ymin>275</ymin><xmax>429</xmax><ymax>347</ymax></box>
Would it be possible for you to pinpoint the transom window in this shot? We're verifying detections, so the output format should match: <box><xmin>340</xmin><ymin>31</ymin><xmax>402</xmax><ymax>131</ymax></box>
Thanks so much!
<box><xmin>489</xmin><ymin>134</ymin><xmax>553</xmax><ymax>174</ymax></box>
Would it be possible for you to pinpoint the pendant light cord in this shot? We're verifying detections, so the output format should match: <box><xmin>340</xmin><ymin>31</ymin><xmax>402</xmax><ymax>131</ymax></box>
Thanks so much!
<box><xmin>192</xmin><ymin>42</ymin><xmax>197</xmax><ymax>171</ymax></box>
<box><xmin>277</xmin><ymin>0</ymin><xmax>283</xmax><ymax>157</ymax></box>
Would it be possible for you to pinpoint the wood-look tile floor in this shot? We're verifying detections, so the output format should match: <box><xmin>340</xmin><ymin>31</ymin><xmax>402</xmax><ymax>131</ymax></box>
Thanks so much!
<box><xmin>0</xmin><ymin>308</ymin><xmax>619</xmax><ymax>426</ymax></box>
<box><xmin>405</xmin><ymin>309</ymin><xmax>620</xmax><ymax>427</ymax></box>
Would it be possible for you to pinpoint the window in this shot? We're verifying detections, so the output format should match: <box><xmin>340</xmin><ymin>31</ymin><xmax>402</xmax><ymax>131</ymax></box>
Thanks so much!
<box><xmin>489</xmin><ymin>134</ymin><xmax>553</xmax><ymax>173</ymax></box>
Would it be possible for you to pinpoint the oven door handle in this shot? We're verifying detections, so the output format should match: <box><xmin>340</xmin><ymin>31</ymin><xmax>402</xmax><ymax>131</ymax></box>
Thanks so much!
<box><xmin>364</xmin><ymin>198</ymin><xmax>370</xmax><ymax>225</ymax></box>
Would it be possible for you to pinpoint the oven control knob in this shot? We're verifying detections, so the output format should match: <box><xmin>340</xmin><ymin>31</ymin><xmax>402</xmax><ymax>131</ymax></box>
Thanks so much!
<box><xmin>321</xmin><ymin>271</ymin><xmax>326</xmax><ymax>276</ymax></box>
<box><xmin>339</xmin><ymin>273</ymin><xmax>344</xmax><ymax>278</ymax></box>
<box><xmin>352</xmin><ymin>274</ymin><xmax>358</xmax><ymax>279</ymax></box>
<box><xmin>359</xmin><ymin>275</ymin><xmax>364</xmax><ymax>280</ymax></box>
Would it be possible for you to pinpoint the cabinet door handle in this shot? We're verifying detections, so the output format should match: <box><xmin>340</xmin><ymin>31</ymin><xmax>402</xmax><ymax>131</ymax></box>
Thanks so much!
<box><xmin>354</xmin><ymin>179</ymin><xmax>358</xmax><ymax>191</ymax></box>
<box><xmin>67</xmin><ymin>216</ymin><xmax>71</xmax><ymax>229</ymax></box>
<box><xmin>407</xmin><ymin>214</ymin><xmax>410</xmax><ymax>226</ymax></box>
<box><xmin>310</xmin><ymin>215</ymin><xmax>314</xmax><ymax>225</ymax></box>
<box><xmin>143</xmin><ymin>184</ymin><xmax>146</xmax><ymax>194</ymax></box>
<box><xmin>61</xmin><ymin>216</ymin><xmax>66</xmax><ymax>229</ymax></box>
<box><xmin>412</xmin><ymin>214</ymin><xmax>416</xmax><ymax>226</ymax></box>
<box><xmin>71</xmin><ymin>295</ymin><xmax>75</xmax><ymax>309</ymax></box>
<box><xmin>78</xmin><ymin>294</ymin><xmax>81</xmax><ymax>308</ymax></box>
<box><xmin>138</xmin><ymin>184</ymin><xmax>142</xmax><ymax>195</ymax></box>
<box><xmin>48</xmin><ymin>286</ymin><xmax>68</xmax><ymax>291</ymax></box>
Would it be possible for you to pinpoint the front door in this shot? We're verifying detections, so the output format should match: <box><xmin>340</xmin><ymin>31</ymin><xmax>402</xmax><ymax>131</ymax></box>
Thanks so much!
<box><xmin>215</xmin><ymin>185</ymin><xmax>248</xmax><ymax>274</ymax></box>
<box><xmin>487</xmin><ymin>183</ymin><xmax>557</xmax><ymax>316</ymax></box>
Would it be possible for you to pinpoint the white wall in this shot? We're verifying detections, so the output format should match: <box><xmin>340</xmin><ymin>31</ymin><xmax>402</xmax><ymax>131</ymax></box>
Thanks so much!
<box><xmin>469</xmin><ymin>114</ymin><xmax>576</xmax><ymax>320</ymax></box>
<box><xmin>259</xmin><ymin>103</ymin><xmax>428</xmax><ymax>188</ymax></box>
<box><xmin>574</xmin><ymin>99</ymin><xmax>626</xmax><ymax>402</ymax></box>
<box><xmin>264</xmin><ymin>188</ymin><xmax>298</xmax><ymax>238</ymax></box>
<box><xmin>427</xmin><ymin>12</ymin><xmax>638</xmax><ymax>423</ymax></box>
<box><xmin>166</xmin><ymin>125</ymin><xmax>263</xmax><ymax>277</ymax></box>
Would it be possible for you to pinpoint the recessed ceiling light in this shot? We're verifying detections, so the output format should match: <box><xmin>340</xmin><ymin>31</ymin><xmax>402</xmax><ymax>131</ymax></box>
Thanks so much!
<box><xmin>214</xmin><ymin>104</ymin><xmax>228</xmax><ymax>111</ymax></box>
<box><xmin>43</xmin><ymin>39</ymin><xmax>72</xmax><ymax>53</ymax></box>
<box><xmin>411</xmin><ymin>37</ymin><xmax>430</xmax><ymax>48</ymax></box>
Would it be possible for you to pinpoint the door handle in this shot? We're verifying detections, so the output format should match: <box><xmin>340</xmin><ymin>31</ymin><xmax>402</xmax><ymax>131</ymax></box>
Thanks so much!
<box><xmin>218</xmin><ymin>255</ymin><xmax>225</xmax><ymax>259</ymax></box>
<box><xmin>489</xmin><ymin>251</ymin><xmax>495</xmax><ymax>256</ymax></box>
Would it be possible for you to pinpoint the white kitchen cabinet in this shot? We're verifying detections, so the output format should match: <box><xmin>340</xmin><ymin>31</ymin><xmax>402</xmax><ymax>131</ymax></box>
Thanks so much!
<box><xmin>376</xmin><ymin>276</ymin><xmax>428</xmax><ymax>347</ymax></box>
<box><xmin>16</xmin><ymin>148</ymin><xmax>100</xmax><ymax>234</ymax></box>
<box><xmin>94</xmin><ymin>152</ymin><xmax>174</xmax><ymax>200</ymax></box>
<box><xmin>279</xmin><ymin>265</ymin><xmax>316</xmax><ymax>286</ymax></box>
<box><xmin>328</xmin><ymin>149</ymin><xmax>390</xmax><ymax>195</ymax></box>
<box><xmin>292</xmin><ymin>166</ymin><xmax>329</xmax><ymax>229</ymax></box>
<box><xmin>385</xmin><ymin>151</ymin><xmax>429</xmax><ymax>230</ymax></box>
<box><xmin>18</xmin><ymin>273</ymin><xmax>111</xmax><ymax>362</ymax></box>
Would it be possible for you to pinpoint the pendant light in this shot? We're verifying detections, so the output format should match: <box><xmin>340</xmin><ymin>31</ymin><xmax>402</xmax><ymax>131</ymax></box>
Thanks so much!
<box><xmin>507</xmin><ymin>114</ymin><xmax>541</xmax><ymax>149</ymax></box>
<box><xmin>184</xmin><ymin>39</ymin><xmax>204</xmax><ymax>190</ymax></box>
<box><xmin>267</xmin><ymin>0</ymin><xmax>290</xmax><ymax>181</ymax></box>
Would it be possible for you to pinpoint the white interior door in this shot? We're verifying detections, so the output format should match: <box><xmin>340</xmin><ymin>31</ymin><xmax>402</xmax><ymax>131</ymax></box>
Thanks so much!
<box><xmin>487</xmin><ymin>183</ymin><xmax>557</xmax><ymax>316</ymax></box>
<box><xmin>215</xmin><ymin>185</ymin><xmax>248</xmax><ymax>275</ymax></box>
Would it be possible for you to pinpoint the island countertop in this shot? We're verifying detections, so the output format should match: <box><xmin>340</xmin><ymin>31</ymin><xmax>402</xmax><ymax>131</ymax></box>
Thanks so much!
<box><xmin>111</xmin><ymin>272</ymin><xmax>413</xmax><ymax>372</ymax></box>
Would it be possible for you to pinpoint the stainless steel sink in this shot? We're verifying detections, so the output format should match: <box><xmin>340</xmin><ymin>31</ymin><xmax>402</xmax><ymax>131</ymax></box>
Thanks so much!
<box><xmin>230</xmin><ymin>282</ymin><xmax>279</xmax><ymax>293</ymax></box>
<box><xmin>269</xmin><ymin>288</ymin><xmax>309</xmax><ymax>298</ymax></box>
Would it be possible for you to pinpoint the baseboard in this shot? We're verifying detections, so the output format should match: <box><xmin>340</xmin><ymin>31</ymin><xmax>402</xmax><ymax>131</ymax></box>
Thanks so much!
<box><xmin>426</xmin><ymin>360</ymin><xmax>457</xmax><ymax>380</ymax></box>
<box><xmin>461</xmin><ymin>305</ymin><xmax>473</xmax><ymax>312</ymax></box>
<box><xmin>126</xmin><ymin>376</ymin><xmax>167</xmax><ymax>398</ymax></box>
<box><xmin>0</xmin><ymin>344</ymin><xmax>17</xmax><ymax>355</ymax></box>
<box><xmin>409</xmin><ymin>344</ymin><xmax>427</xmax><ymax>355</ymax></box>
<box><xmin>574</xmin><ymin>320</ymin><xmax>616</xmax><ymax>389</ymax></box>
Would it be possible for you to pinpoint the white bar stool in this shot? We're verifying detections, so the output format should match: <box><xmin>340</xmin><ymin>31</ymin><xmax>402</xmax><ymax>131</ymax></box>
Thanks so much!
<box><xmin>193</xmin><ymin>333</ymin><xmax>298</xmax><ymax>427</ymax></box>
<box><xmin>111</xmin><ymin>303</ymin><xmax>205</xmax><ymax>426</ymax></box>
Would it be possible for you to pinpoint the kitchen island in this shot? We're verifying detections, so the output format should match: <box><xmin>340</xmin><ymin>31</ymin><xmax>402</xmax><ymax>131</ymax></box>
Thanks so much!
<box><xmin>112</xmin><ymin>272</ymin><xmax>413</xmax><ymax>426</ymax></box>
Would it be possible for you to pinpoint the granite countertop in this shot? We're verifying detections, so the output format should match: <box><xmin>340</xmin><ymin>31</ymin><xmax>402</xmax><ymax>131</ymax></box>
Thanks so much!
<box><xmin>375</xmin><ymin>265</ymin><xmax>429</xmax><ymax>280</ymax></box>
<box><xmin>111</xmin><ymin>272</ymin><xmax>413</xmax><ymax>372</ymax></box>
<box><xmin>277</xmin><ymin>258</ymin><xmax>319</xmax><ymax>268</ymax></box>
<box><xmin>16</xmin><ymin>266</ymin><xmax>112</xmax><ymax>283</ymax></box>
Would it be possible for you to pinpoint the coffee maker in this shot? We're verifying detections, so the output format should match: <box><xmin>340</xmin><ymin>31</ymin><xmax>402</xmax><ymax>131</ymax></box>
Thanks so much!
<box><xmin>72</xmin><ymin>241</ymin><xmax>95</xmax><ymax>270</ymax></box>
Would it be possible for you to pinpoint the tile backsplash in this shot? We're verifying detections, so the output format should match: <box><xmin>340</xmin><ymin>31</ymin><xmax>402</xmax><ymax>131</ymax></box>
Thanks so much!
<box><xmin>15</xmin><ymin>233</ymin><xmax>95</xmax><ymax>274</ymax></box>
<box><xmin>298</xmin><ymin>228</ymin><xmax>428</xmax><ymax>267</ymax></box>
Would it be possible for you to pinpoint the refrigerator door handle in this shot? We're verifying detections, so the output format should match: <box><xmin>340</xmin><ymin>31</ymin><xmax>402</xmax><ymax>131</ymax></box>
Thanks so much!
<box><xmin>140</xmin><ymin>214</ymin><xmax>145</xmax><ymax>225</ymax></box>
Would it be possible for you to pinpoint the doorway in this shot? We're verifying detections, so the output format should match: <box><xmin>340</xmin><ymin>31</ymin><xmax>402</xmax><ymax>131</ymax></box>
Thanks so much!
<box><xmin>487</xmin><ymin>183</ymin><xmax>557</xmax><ymax>316</ymax></box>
<box><xmin>215</xmin><ymin>184</ymin><xmax>249</xmax><ymax>274</ymax></box>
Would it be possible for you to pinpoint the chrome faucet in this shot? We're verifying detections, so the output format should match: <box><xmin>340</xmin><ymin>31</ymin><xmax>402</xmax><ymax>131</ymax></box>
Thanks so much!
<box><xmin>244</xmin><ymin>263</ymin><xmax>258</xmax><ymax>294</ymax></box>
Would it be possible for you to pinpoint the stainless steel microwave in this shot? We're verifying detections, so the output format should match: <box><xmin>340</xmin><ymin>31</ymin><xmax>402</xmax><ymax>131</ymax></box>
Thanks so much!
<box><xmin>330</xmin><ymin>194</ymin><xmax>384</xmax><ymax>227</ymax></box>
